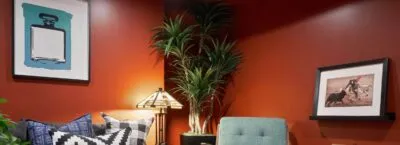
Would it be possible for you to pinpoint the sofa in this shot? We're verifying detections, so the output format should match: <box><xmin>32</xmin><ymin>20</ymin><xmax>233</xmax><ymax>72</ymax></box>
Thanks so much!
<box><xmin>9</xmin><ymin>120</ymin><xmax>107</xmax><ymax>142</ymax></box>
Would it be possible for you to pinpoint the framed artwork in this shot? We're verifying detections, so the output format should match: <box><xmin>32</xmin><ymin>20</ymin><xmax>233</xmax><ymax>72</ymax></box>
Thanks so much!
<box><xmin>13</xmin><ymin>0</ymin><xmax>90</xmax><ymax>82</ymax></box>
<box><xmin>310</xmin><ymin>58</ymin><xmax>395</xmax><ymax>120</ymax></box>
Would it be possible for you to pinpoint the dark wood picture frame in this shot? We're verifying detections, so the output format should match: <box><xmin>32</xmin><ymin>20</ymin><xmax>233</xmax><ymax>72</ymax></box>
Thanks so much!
<box><xmin>309</xmin><ymin>58</ymin><xmax>395</xmax><ymax>121</ymax></box>
<box><xmin>12</xmin><ymin>0</ymin><xmax>91</xmax><ymax>83</ymax></box>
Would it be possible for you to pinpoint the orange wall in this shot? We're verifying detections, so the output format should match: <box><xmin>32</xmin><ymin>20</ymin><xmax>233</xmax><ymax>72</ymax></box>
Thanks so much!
<box><xmin>167</xmin><ymin>0</ymin><xmax>400</xmax><ymax>145</ymax></box>
<box><xmin>0</xmin><ymin>0</ymin><xmax>164</xmax><ymax>122</ymax></box>
<box><xmin>224</xmin><ymin>0</ymin><xmax>400</xmax><ymax>145</ymax></box>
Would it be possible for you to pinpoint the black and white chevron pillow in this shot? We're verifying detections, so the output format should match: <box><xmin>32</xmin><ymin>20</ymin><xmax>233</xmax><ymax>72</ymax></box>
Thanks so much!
<box><xmin>50</xmin><ymin>127</ymin><xmax>132</xmax><ymax>145</ymax></box>
<box><xmin>101</xmin><ymin>113</ymin><xmax>153</xmax><ymax>145</ymax></box>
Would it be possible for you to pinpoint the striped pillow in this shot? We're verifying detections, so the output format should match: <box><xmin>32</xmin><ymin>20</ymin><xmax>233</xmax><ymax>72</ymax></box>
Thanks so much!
<box><xmin>101</xmin><ymin>113</ymin><xmax>153</xmax><ymax>145</ymax></box>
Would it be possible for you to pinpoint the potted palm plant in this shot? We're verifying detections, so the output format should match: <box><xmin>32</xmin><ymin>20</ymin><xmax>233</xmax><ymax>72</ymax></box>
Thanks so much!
<box><xmin>152</xmin><ymin>1</ymin><xmax>242</xmax><ymax>144</ymax></box>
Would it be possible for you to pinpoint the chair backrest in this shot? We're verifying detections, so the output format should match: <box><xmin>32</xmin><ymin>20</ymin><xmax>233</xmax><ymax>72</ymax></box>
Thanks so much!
<box><xmin>218</xmin><ymin>117</ymin><xmax>287</xmax><ymax>145</ymax></box>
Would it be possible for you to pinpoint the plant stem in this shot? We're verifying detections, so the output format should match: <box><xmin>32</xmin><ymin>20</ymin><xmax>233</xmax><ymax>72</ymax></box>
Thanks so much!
<box><xmin>189</xmin><ymin>99</ymin><xmax>195</xmax><ymax>133</ymax></box>
<box><xmin>198</xmin><ymin>34</ymin><xmax>205</xmax><ymax>55</ymax></box>
<box><xmin>201</xmin><ymin>95</ymin><xmax>214</xmax><ymax>134</ymax></box>
<box><xmin>188</xmin><ymin>98</ymin><xmax>203</xmax><ymax>134</ymax></box>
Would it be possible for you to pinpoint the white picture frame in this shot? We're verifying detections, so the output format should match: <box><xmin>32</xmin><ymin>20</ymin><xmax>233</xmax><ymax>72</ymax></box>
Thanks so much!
<box><xmin>13</xmin><ymin>0</ymin><xmax>90</xmax><ymax>82</ymax></box>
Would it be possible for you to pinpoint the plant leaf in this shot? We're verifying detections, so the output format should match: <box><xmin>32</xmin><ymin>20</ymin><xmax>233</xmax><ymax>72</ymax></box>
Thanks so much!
<box><xmin>0</xmin><ymin>98</ymin><xmax>7</xmax><ymax>104</ymax></box>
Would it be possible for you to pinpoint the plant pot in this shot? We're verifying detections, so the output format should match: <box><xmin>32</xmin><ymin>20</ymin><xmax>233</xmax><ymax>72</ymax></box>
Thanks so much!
<box><xmin>180</xmin><ymin>134</ymin><xmax>216</xmax><ymax>145</ymax></box>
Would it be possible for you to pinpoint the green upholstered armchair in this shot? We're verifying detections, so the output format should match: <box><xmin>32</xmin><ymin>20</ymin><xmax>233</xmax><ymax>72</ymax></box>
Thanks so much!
<box><xmin>217</xmin><ymin>117</ymin><xmax>288</xmax><ymax>145</ymax></box>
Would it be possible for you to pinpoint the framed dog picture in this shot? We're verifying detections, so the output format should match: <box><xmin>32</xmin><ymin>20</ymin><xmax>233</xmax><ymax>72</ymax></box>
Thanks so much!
<box><xmin>310</xmin><ymin>58</ymin><xmax>395</xmax><ymax>120</ymax></box>
<box><xmin>13</xmin><ymin>0</ymin><xmax>90</xmax><ymax>82</ymax></box>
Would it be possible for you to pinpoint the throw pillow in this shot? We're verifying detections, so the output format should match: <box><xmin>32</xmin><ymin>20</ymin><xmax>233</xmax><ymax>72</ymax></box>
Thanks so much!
<box><xmin>50</xmin><ymin>127</ymin><xmax>132</xmax><ymax>145</ymax></box>
<box><xmin>10</xmin><ymin>119</ymin><xmax>28</xmax><ymax>141</ymax></box>
<box><xmin>27</xmin><ymin>114</ymin><xmax>95</xmax><ymax>145</ymax></box>
<box><xmin>101</xmin><ymin>113</ymin><xmax>153</xmax><ymax>145</ymax></box>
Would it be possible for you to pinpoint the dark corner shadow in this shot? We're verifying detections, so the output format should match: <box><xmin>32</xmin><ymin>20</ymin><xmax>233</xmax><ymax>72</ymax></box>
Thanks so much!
<box><xmin>12</xmin><ymin>77</ymin><xmax>90</xmax><ymax>86</ymax></box>
<box><xmin>150</xmin><ymin>49</ymin><xmax>164</xmax><ymax>68</ymax></box>
<box><xmin>229</xmin><ymin>0</ymin><xmax>362</xmax><ymax>39</ymax></box>
<box><xmin>147</xmin><ymin>27</ymin><xmax>164</xmax><ymax>68</ymax></box>
<box><xmin>289</xmin><ymin>132</ymin><xmax>299</xmax><ymax>145</ymax></box>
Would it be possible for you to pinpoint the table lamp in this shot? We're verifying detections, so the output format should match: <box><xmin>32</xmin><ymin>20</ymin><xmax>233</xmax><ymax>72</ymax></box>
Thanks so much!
<box><xmin>137</xmin><ymin>88</ymin><xmax>183</xmax><ymax>145</ymax></box>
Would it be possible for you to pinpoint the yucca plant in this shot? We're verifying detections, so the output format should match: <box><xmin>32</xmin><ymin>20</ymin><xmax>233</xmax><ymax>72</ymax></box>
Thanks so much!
<box><xmin>152</xmin><ymin>0</ymin><xmax>242</xmax><ymax>135</ymax></box>
<box><xmin>0</xmin><ymin>98</ymin><xmax>30</xmax><ymax>145</ymax></box>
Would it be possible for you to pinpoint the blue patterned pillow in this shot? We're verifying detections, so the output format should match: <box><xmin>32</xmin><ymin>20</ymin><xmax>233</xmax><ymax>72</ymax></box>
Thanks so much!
<box><xmin>27</xmin><ymin>114</ymin><xmax>95</xmax><ymax>145</ymax></box>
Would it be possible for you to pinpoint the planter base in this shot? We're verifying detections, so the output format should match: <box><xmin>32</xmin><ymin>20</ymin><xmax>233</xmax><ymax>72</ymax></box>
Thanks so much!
<box><xmin>180</xmin><ymin>134</ymin><xmax>216</xmax><ymax>145</ymax></box>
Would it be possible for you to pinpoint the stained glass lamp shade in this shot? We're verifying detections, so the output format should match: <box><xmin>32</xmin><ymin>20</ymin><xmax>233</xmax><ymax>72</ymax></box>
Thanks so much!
<box><xmin>136</xmin><ymin>88</ymin><xmax>183</xmax><ymax>109</ymax></box>
<box><xmin>136</xmin><ymin>88</ymin><xmax>183</xmax><ymax>145</ymax></box>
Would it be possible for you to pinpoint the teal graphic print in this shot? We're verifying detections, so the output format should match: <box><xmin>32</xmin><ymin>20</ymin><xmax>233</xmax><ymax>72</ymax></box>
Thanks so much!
<box><xmin>22</xmin><ymin>3</ymin><xmax>73</xmax><ymax>70</ymax></box>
